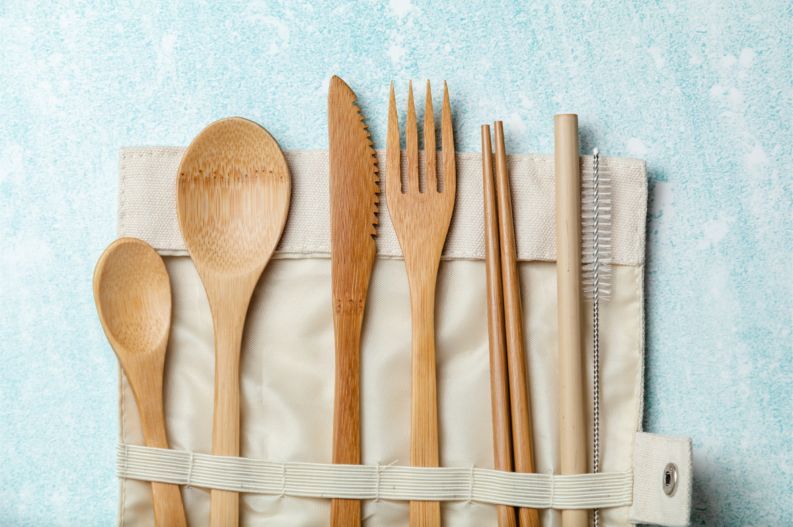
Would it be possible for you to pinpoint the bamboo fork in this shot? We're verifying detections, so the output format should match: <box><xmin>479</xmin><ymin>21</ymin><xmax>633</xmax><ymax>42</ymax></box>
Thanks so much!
<box><xmin>481</xmin><ymin>125</ymin><xmax>517</xmax><ymax>527</ymax></box>
<box><xmin>554</xmin><ymin>114</ymin><xmax>588</xmax><ymax>527</ymax></box>
<box><xmin>492</xmin><ymin>122</ymin><xmax>541</xmax><ymax>527</ymax></box>
<box><xmin>387</xmin><ymin>80</ymin><xmax>456</xmax><ymax>527</ymax></box>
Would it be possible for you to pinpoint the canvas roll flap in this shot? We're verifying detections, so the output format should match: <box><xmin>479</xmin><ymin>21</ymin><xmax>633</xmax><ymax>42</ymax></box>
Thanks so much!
<box><xmin>113</xmin><ymin>146</ymin><xmax>687</xmax><ymax>526</ymax></box>
<box><xmin>118</xmin><ymin>147</ymin><xmax>647</xmax><ymax>264</ymax></box>
<box><xmin>629</xmin><ymin>432</ymin><xmax>693</xmax><ymax>527</ymax></box>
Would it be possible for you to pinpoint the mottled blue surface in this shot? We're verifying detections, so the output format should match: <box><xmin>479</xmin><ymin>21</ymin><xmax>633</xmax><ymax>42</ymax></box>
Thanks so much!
<box><xmin>0</xmin><ymin>1</ymin><xmax>790</xmax><ymax>525</ymax></box>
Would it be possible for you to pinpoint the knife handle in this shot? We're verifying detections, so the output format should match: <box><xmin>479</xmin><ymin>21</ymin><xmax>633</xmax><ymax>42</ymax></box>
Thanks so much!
<box><xmin>331</xmin><ymin>307</ymin><xmax>364</xmax><ymax>526</ymax></box>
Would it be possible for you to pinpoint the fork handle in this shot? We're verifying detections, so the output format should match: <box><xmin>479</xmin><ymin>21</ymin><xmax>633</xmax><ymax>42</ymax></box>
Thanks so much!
<box><xmin>408</xmin><ymin>270</ymin><xmax>442</xmax><ymax>527</ymax></box>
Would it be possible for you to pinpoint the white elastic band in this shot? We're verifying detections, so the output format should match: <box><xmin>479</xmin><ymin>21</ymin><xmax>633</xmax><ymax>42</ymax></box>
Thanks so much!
<box><xmin>468</xmin><ymin>465</ymin><xmax>475</xmax><ymax>503</ymax></box>
<box><xmin>375</xmin><ymin>462</ymin><xmax>381</xmax><ymax>502</ymax></box>
<box><xmin>186</xmin><ymin>451</ymin><xmax>194</xmax><ymax>487</ymax></box>
<box><xmin>116</xmin><ymin>444</ymin><xmax>632</xmax><ymax>509</ymax></box>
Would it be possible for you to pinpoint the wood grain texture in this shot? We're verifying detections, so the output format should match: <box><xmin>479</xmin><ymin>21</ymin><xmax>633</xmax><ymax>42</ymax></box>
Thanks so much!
<box><xmin>93</xmin><ymin>238</ymin><xmax>187</xmax><ymax>527</ymax></box>
<box><xmin>387</xmin><ymin>81</ymin><xmax>456</xmax><ymax>527</ymax></box>
<box><xmin>328</xmin><ymin>75</ymin><xmax>380</xmax><ymax>527</ymax></box>
<box><xmin>481</xmin><ymin>126</ymin><xmax>518</xmax><ymax>527</ymax></box>
<box><xmin>554</xmin><ymin>114</ymin><xmax>588</xmax><ymax>527</ymax></box>
<box><xmin>493</xmin><ymin>122</ymin><xmax>541</xmax><ymax>527</ymax></box>
<box><xmin>177</xmin><ymin>117</ymin><xmax>291</xmax><ymax>527</ymax></box>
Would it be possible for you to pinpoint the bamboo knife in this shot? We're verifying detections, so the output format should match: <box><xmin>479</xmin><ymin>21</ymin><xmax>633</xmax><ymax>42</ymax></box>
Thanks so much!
<box><xmin>327</xmin><ymin>75</ymin><xmax>380</xmax><ymax>527</ymax></box>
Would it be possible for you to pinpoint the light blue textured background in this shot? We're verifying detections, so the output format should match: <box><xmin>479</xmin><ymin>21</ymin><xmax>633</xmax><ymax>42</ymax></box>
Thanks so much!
<box><xmin>0</xmin><ymin>1</ymin><xmax>790</xmax><ymax>525</ymax></box>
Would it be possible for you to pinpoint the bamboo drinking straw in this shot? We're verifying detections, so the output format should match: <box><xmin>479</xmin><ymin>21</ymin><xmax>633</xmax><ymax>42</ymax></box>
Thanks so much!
<box><xmin>482</xmin><ymin>125</ymin><xmax>518</xmax><ymax>527</ymax></box>
<box><xmin>554</xmin><ymin>114</ymin><xmax>588</xmax><ymax>527</ymax></box>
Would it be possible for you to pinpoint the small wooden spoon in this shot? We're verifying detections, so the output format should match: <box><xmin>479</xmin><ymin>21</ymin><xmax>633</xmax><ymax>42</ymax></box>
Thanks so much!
<box><xmin>93</xmin><ymin>237</ymin><xmax>187</xmax><ymax>527</ymax></box>
<box><xmin>177</xmin><ymin>117</ymin><xmax>291</xmax><ymax>527</ymax></box>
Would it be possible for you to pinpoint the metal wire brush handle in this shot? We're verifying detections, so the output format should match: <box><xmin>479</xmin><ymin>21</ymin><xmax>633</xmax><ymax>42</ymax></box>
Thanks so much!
<box><xmin>592</xmin><ymin>150</ymin><xmax>601</xmax><ymax>527</ymax></box>
<box><xmin>582</xmin><ymin>148</ymin><xmax>611</xmax><ymax>527</ymax></box>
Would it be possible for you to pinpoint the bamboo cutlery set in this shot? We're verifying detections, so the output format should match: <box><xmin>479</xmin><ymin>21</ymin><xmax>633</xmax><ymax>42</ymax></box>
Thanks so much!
<box><xmin>95</xmin><ymin>76</ymin><xmax>607</xmax><ymax>526</ymax></box>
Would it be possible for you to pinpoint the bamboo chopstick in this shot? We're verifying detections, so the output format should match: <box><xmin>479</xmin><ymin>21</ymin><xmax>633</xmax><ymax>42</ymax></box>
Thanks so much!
<box><xmin>493</xmin><ymin>121</ymin><xmax>541</xmax><ymax>527</ymax></box>
<box><xmin>482</xmin><ymin>125</ymin><xmax>518</xmax><ymax>527</ymax></box>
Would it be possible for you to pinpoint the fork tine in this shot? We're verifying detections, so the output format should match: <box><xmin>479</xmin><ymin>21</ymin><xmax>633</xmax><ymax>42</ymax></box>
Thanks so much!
<box><xmin>441</xmin><ymin>81</ymin><xmax>455</xmax><ymax>195</ymax></box>
<box><xmin>406</xmin><ymin>81</ymin><xmax>419</xmax><ymax>193</ymax></box>
<box><xmin>424</xmin><ymin>80</ymin><xmax>437</xmax><ymax>193</ymax></box>
<box><xmin>387</xmin><ymin>81</ymin><xmax>402</xmax><ymax>196</ymax></box>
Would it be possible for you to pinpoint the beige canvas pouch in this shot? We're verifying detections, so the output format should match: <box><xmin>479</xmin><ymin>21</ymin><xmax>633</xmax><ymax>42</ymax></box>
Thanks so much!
<box><xmin>114</xmin><ymin>148</ymin><xmax>692</xmax><ymax>526</ymax></box>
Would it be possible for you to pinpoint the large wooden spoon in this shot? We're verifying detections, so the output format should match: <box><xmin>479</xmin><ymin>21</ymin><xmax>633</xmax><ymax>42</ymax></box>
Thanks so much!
<box><xmin>93</xmin><ymin>237</ymin><xmax>187</xmax><ymax>527</ymax></box>
<box><xmin>177</xmin><ymin>117</ymin><xmax>291</xmax><ymax>526</ymax></box>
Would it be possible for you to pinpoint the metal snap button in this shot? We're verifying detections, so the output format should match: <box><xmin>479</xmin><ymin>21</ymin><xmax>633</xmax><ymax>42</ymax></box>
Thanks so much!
<box><xmin>663</xmin><ymin>462</ymin><xmax>678</xmax><ymax>496</ymax></box>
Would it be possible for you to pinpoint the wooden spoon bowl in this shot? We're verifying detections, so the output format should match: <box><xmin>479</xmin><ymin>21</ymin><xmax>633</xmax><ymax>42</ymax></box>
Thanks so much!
<box><xmin>95</xmin><ymin>239</ymin><xmax>171</xmax><ymax>354</ymax></box>
<box><xmin>178</xmin><ymin>118</ymin><xmax>291</xmax><ymax>274</ymax></box>
<box><xmin>177</xmin><ymin>117</ymin><xmax>291</xmax><ymax>527</ymax></box>
<box><xmin>93</xmin><ymin>237</ymin><xmax>186</xmax><ymax>527</ymax></box>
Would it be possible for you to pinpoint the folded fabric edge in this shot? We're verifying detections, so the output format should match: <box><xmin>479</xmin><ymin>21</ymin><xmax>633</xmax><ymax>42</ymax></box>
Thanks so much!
<box><xmin>119</xmin><ymin>146</ymin><xmax>648</xmax><ymax>168</ymax></box>
<box><xmin>117</xmin><ymin>147</ymin><xmax>647</xmax><ymax>265</ymax></box>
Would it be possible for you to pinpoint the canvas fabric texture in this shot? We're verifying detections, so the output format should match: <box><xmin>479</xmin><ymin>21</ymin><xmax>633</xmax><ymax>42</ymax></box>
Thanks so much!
<box><xmin>114</xmin><ymin>147</ymin><xmax>690</xmax><ymax>526</ymax></box>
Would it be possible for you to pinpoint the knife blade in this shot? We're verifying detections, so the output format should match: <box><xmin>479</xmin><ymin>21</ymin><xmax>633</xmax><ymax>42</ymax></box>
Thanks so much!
<box><xmin>327</xmin><ymin>75</ymin><xmax>379</xmax><ymax>527</ymax></box>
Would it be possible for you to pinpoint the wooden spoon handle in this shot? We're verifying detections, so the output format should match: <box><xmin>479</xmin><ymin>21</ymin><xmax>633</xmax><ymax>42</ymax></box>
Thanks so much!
<box><xmin>150</xmin><ymin>481</ymin><xmax>188</xmax><ymax>526</ymax></box>
<box><xmin>139</xmin><ymin>420</ymin><xmax>187</xmax><ymax>526</ymax></box>
<box><xmin>411</xmin><ymin>500</ymin><xmax>441</xmax><ymax>527</ymax></box>
<box><xmin>210</xmin><ymin>489</ymin><xmax>238</xmax><ymax>527</ymax></box>
<box><xmin>409</xmin><ymin>274</ymin><xmax>441</xmax><ymax>527</ymax></box>
<box><xmin>330</xmin><ymin>499</ymin><xmax>360</xmax><ymax>527</ymax></box>
<box><xmin>210</xmin><ymin>307</ymin><xmax>246</xmax><ymax>527</ymax></box>
<box><xmin>330</xmin><ymin>311</ymin><xmax>364</xmax><ymax>526</ymax></box>
<box><xmin>134</xmin><ymin>361</ymin><xmax>188</xmax><ymax>527</ymax></box>
<box><xmin>139</xmin><ymin>431</ymin><xmax>188</xmax><ymax>526</ymax></box>
<box><xmin>129</xmin><ymin>388</ymin><xmax>188</xmax><ymax>527</ymax></box>
<box><xmin>138</xmin><ymin>409</ymin><xmax>188</xmax><ymax>527</ymax></box>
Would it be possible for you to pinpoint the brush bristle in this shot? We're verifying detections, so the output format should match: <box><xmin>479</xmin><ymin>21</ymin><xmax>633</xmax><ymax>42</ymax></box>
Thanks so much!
<box><xmin>582</xmin><ymin>150</ymin><xmax>613</xmax><ymax>301</ymax></box>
